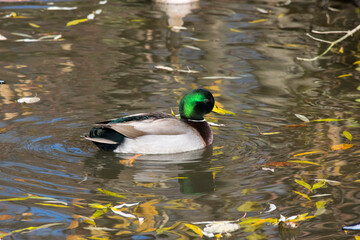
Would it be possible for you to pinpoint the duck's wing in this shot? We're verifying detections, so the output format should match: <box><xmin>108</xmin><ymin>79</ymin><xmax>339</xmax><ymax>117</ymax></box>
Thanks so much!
<box><xmin>96</xmin><ymin>114</ymin><xmax>189</xmax><ymax>138</ymax></box>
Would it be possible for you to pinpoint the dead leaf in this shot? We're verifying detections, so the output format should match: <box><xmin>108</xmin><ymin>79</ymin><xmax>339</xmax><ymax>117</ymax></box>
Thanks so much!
<box><xmin>331</xmin><ymin>144</ymin><xmax>354</xmax><ymax>151</ymax></box>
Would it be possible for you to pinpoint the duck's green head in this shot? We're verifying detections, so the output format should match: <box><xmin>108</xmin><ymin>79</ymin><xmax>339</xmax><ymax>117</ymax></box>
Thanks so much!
<box><xmin>179</xmin><ymin>89</ymin><xmax>215</xmax><ymax>120</ymax></box>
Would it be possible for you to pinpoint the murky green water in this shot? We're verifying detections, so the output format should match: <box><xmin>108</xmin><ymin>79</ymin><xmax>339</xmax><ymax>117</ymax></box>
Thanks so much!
<box><xmin>0</xmin><ymin>0</ymin><xmax>360</xmax><ymax>239</ymax></box>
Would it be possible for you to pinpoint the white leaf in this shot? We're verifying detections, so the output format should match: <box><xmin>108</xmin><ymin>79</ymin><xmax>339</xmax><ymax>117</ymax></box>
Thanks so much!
<box><xmin>294</xmin><ymin>114</ymin><xmax>310</xmax><ymax>122</ymax></box>
<box><xmin>87</xmin><ymin>13</ymin><xmax>95</xmax><ymax>20</ymax></box>
<box><xmin>262</xmin><ymin>167</ymin><xmax>274</xmax><ymax>172</ymax></box>
<box><xmin>265</xmin><ymin>203</ymin><xmax>276</xmax><ymax>213</ymax></box>
<box><xmin>17</xmin><ymin>96</ymin><xmax>40</xmax><ymax>104</ymax></box>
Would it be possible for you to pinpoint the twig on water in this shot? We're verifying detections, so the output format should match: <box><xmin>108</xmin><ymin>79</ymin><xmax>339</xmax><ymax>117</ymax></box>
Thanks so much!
<box><xmin>297</xmin><ymin>24</ymin><xmax>360</xmax><ymax>62</ymax></box>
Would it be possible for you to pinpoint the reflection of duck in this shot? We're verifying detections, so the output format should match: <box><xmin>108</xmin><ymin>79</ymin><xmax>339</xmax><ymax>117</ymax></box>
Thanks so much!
<box><xmin>152</xmin><ymin>0</ymin><xmax>199</xmax><ymax>31</ymax></box>
<box><xmin>86</xmin><ymin>89</ymin><xmax>221</xmax><ymax>154</ymax></box>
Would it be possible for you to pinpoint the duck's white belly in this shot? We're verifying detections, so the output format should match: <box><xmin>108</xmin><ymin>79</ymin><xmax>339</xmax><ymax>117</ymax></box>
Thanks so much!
<box><xmin>114</xmin><ymin>131</ymin><xmax>206</xmax><ymax>154</ymax></box>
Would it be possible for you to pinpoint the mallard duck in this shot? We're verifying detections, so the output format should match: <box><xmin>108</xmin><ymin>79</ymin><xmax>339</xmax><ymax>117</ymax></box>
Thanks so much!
<box><xmin>85</xmin><ymin>89</ymin><xmax>217</xmax><ymax>154</ymax></box>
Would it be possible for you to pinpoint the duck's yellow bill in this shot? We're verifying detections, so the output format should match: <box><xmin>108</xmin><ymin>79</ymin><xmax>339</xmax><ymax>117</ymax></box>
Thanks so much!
<box><xmin>212</xmin><ymin>104</ymin><xmax>236</xmax><ymax>116</ymax></box>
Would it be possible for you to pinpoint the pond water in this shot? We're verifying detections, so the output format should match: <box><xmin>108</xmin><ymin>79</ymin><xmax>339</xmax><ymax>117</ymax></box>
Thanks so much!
<box><xmin>0</xmin><ymin>0</ymin><xmax>360</xmax><ymax>239</ymax></box>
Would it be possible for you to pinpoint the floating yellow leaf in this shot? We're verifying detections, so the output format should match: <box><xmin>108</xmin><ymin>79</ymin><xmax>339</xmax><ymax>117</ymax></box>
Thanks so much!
<box><xmin>295</xmin><ymin>179</ymin><xmax>312</xmax><ymax>191</ymax></box>
<box><xmin>249</xmin><ymin>19</ymin><xmax>268</xmax><ymax>24</ymax></box>
<box><xmin>91</xmin><ymin>209</ymin><xmax>105</xmax><ymax>219</ymax></box>
<box><xmin>337</xmin><ymin>73</ymin><xmax>352</xmax><ymax>78</ymax></box>
<box><xmin>35</xmin><ymin>203</ymin><xmax>69</xmax><ymax>208</ymax></box>
<box><xmin>312</xmin><ymin>118</ymin><xmax>343</xmax><ymax>122</ymax></box>
<box><xmin>230</xmin><ymin>28</ymin><xmax>243</xmax><ymax>33</ymax></box>
<box><xmin>343</xmin><ymin>130</ymin><xmax>353</xmax><ymax>142</ymax></box>
<box><xmin>312</xmin><ymin>180</ymin><xmax>326</xmax><ymax>191</ymax></box>
<box><xmin>0</xmin><ymin>223</ymin><xmax>63</xmax><ymax>238</ymax></box>
<box><xmin>293</xmin><ymin>150</ymin><xmax>323</xmax><ymax>157</ymax></box>
<box><xmin>260</xmin><ymin>131</ymin><xmax>281</xmax><ymax>135</ymax></box>
<box><xmin>156</xmin><ymin>222</ymin><xmax>182</xmax><ymax>234</ymax></box>
<box><xmin>278</xmin><ymin>13</ymin><xmax>284</xmax><ymax>19</ymax></box>
<box><xmin>293</xmin><ymin>191</ymin><xmax>311</xmax><ymax>201</ymax></box>
<box><xmin>66</xmin><ymin>18</ymin><xmax>88</xmax><ymax>27</ymax></box>
<box><xmin>236</xmin><ymin>201</ymin><xmax>262</xmax><ymax>212</ymax></box>
<box><xmin>331</xmin><ymin>143</ymin><xmax>354</xmax><ymax>151</ymax></box>
<box><xmin>353</xmin><ymin>60</ymin><xmax>360</xmax><ymax>65</ymax></box>
<box><xmin>88</xmin><ymin>203</ymin><xmax>109</xmax><ymax>209</ymax></box>
<box><xmin>97</xmin><ymin>188</ymin><xmax>127</xmax><ymax>199</ymax></box>
<box><xmin>29</xmin><ymin>23</ymin><xmax>40</xmax><ymax>28</ymax></box>
<box><xmin>355</xmin><ymin>235</ymin><xmax>360</xmax><ymax>240</ymax></box>
<box><xmin>287</xmin><ymin>160</ymin><xmax>320</xmax><ymax>166</ymax></box>
<box><xmin>6</xmin><ymin>12</ymin><xmax>27</xmax><ymax>18</ymax></box>
<box><xmin>185</xmin><ymin>223</ymin><xmax>203</xmax><ymax>237</ymax></box>
<box><xmin>213</xmin><ymin>105</ymin><xmax>235</xmax><ymax>116</ymax></box>
<box><xmin>251</xmin><ymin>217</ymin><xmax>278</xmax><ymax>226</ymax></box>
<box><xmin>339</xmin><ymin>47</ymin><xmax>344</xmax><ymax>54</ymax></box>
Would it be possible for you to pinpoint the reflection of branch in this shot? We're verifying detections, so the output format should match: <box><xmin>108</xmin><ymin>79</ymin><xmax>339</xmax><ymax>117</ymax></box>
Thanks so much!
<box><xmin>297</xmin><ymin>24</ymin><xmax>360</xmax><ymax>62</ymax></box>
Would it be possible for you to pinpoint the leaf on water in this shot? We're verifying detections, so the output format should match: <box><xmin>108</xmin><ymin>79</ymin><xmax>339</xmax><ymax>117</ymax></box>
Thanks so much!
<box><xmin>154</xmin><ymin>65</ymin><xmax>174</xmax><ymax>72</ymax></box>
<box><xmin>88</xmin><ymin>203</ymin><xmax>109</xmax><ymax>209</ymax></box>
<box><xmin>255</xmin><ymin>7</ymin><xmax>269</xmax><ymax>14</ymax></box>
<box><xmin>260</xmin><ymin>131</ymin><xmax>281</xmax><ymax>135</ymax></box>
<box><xmin>284</xmin><ymin>123</ymin><xmax>307</xmax><ymax>127</ymax></box>
<box><xmin>315</xmin><ymin>199</ymin><xmax>332</xmax><ymax>216</ymax></box>
<box><xmin>312</xmin><ymin>180</ymin><xmax>326</xmax><ymax>191</ymax></box>
<box><xmin>353</xmin><ymin>60</ymin><xmax>360</xmax><ymax>65</ymax></box>
<box><xmin>183</xmin><ymin>45</ymin><xmax>201</xmax><ymax>51</ymax></box>
<box><xmin>0</xmin><ymin>34</ymin><xmax>7</xmax><ymax>40</ymax></box>
<box><xmin>213</xmin><ymin>105</ymin><xmax>236</xmax><ymax>116</ymax></box>
<box><xmin>185</xmin><ymin>223</ymin><xmax>204</xmax><ymax>237</ymax></box>
<box><xmin>278</xmin><ymin>13</ymin><xmax>284</xmax><ymax>19</ymax></box>
<box><xmin>97</xmin><ymin>188</ymin><xmax>127</xmax><ymax>199</ymax></box>
<box><xmin>355</xmin><ymin>235</ymin><xmax>360</xmax><ymax>240</ymax></box>
<box><xmin>331</xmin><ymin>143</ymin><xmax>354</xmax><ymax>151</ymax></box>
<box><xmin>5</xmin><ymin>12</ymin><xmax>27</xmax><ymax>19</ymax></box>
<box><xmin>288</xmin><ymin>160</ymin><xmax>320</xmax><ymax>166</ymax></box>
<box><xmin>17</xmin><ymin>96</ymin><xmax>40</xmax><ymax>104</ymax></box>
<box><xmin>68</xmin><ymin>220</ymin><xmax>79</xmax><ymax>229</ymax></box>
<box><xmin>293</xmin><ymin>150</ymin><xmax>323</xmax><ymax>157</ymax></box>
<box><xmin>251</xmin><ymin>217</ymin><xmax>278</xmax><ymax>226</ymax></box>
<box><xmin>293</xmin><ymin>191</ymin><xmax>311</xmax><ymax>201</ymax></box>
<box><xmin>295</xmin><ymin>114</ymin><xmax>310</xmax><ymax>122</ymax></box>
<box><xmin>236</xmin><ymin>201</ymin><xmax>262</xmax><ymax>212</ymax></box>
<box><xmin>0</xmin><ymin>223</ymin><xmax>63</xmax><ymax>238</ymax></box>
<box><xmin>337</xmin><ymin>73</ymin><xmax>353</xmax><ymax>78</ymax></box>
<box><xmin>248</xmin><ymin>19</ymin><xmax>268</xmax><ymax>24</ymax></box>
<box><xmin>111</xmin><ymin>207</ymin><xmax>136</xmax><ymax>218</ymax></box>
<box><xmin>312</xmin><ymin>118</ymin><xmax>343</xmax><ymax>122</ymax></box>
<box><xmin>87</xmin><ymin>13</ymin><xmax>95</xmax><ymax>20</ymax></box>
<box><xmin>99</xmin><ymin>0</ymin><xmax>107</xmax><ymax>4</ymax></box>
<box><xmin>342</xmin><ymin>222</ymin><xmax>360</xmax><ymax>231</ymax></box>
<box><xmin>295</xmin><ymin>179</ymin><xmax>312</xmax><ymax>191</ymax></box>
<box><xmin>183</xmin><ymin>36</ymin><xmax>209</xmax><ymax>42</ymax></box>
<box><xmin>29</xmin><ymin>23</ymin><xmax>40</xmax><ymax>28</ymax></box>
<box><xmin>91</xmin><ymin>209</ymin><xmax>105</xmax><ymax>219</ymax></box>
<box><xmin>230</xmin><ymin>28</ymin><xmax>243</xmax><ymax>33</ymax></box>
<box><xmin>262</xmin><ymin>161</ymin><xmax>292</xmax><ymax>167</ymax></box>
<box><xmin>262</xmin><ymin>167</ymin><xmax>274</xmax><ymax>172</ymax></box>
<box><xmin>264</xmin><ymin>203</ymin><xmax>277</xmax><ymax>213</ymax></box>
<box><xmin>35</xmin><ymin>203</ymin><xmax>69</xmax><ymax>208</ymax></box>
<box><xmin>343</xmin><ymin>130</ymin><xmax>353</xmax><ymax>142</ymax></box>
<box><xmin>156</xmin><ymin>221</ymin><xmax>182</xmax><ymax>234</ymax></box>
<box><xmin>0</xmin><ymin>214</ymin><xmax>15</xmax><ymax>220</ymax></box>
<box><xmin>339</xmin><ymin>47</ymin><xmax>344</xmax><ymax>54</ymax></box>
<box><xmin>66</xmin><ymin>18</ymin><xmax>88</xmax><ymax>27</ymax></box>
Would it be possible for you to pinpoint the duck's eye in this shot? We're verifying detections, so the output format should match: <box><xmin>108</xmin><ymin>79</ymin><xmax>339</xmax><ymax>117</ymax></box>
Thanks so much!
<box><xmin>204</xmin><ymin>99</ymin><xmax>210</xmax><ymax>103</ymax></box>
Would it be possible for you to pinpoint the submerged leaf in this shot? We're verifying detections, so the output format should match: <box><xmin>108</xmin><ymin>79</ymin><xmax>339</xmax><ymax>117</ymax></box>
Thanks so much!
<box><xmin>288</xmin><ymin>160</ymin><xmax>320</xmax><ymax>166</ymax></box>
<box><xmin>293</xmin><ymin>150</ymin><xmax>324</xmax><ymax>157</ymax></box>
<box><xmin>237</xmin><ymin>201</ymin><xmax>262</xmax><ymax>212</ymax></box>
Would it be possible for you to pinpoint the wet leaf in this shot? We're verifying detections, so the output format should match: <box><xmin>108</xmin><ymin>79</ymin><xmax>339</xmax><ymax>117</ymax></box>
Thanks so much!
<box><xmin>343</xmin><ymin>130</ymin><xmax>353</xmax><ymax>142</ymax></box>
<box><xmin>312</xmin><ymin>118</ymin><xmax>343</xmax><ymax>122</ymax></box>
<box><xmin>213</xmin><ymin>105</ymin><xmax>236</xmax><ymax>115</ymax></box>
<box><xmin>91</xmin><ymin>209</ymin><xmax>105</xmax><ymax>219</ymax></box>
<box><xmin>97</xmin><ymin>188</ymin><xmax>127</xmax><ymax>199</ymax></box>
<box><xmin>29</xmin><ymin>23</ymin><xmax>40</xmax><ymax>28</ymax></box>
<box><xmin>248</xmin><ymin>19</ymin><xmax>268</xmax><ymax>24</ymax></box>
<box><xmin>156</xmin><ymin>222</ymin><xmax>182</xmax><ymax>234</ymax></box>
<box><xmin>312</xmin><ymin>180</ymin><xmax>326</xmax><ymax>191</ymax></box>
<box><xmin>295</xmin><ymin>179</ymin><xmax>312</xmax><ymax>191</ymax></box>
<box><xmin>35</xmin><ymin>203</ymin><xmax>69</xmax><ymax>208</ymax></box>
<box><xmin>342</xmin><ymin>222</ymin><xmax>360</xmax><ymax>231</ymax></box>
<box><xmin>293</xmin><ymin>191</ymin><xmax>311</xmax><ymax>201</ymax></box>
<box><xmin>315</xmin><ymin>199</ymin><xmax>331</xmax><ymax>216</ymax></box>
<box><xmin>295</xmin><ymin>114</ymin><xmax>310</xmax><ymax>122</ymax></box>
<box><xmin>262</xmin><ymin>167</ymin><xmax>274</xmax><ymax>172</ymax></box>
<box><xmin>236</xmin><ymin>201</ymin><xmax>262</xmax><ymax>212</ymax></box>
<box><xmin>230</xmin><ymin>28</ymin><xmax>243</xmax><ymax>33</ymax></box>
<box><xmin>331</xmin><ymin>143</ymin><xmax>354</xmax><ymax>151</ymax></box>
<box><xmin>293</xmin><ymin>150</ymin><xmax>323</xmax><ymax>157</ymax></box>
<box><xmin>17</xmin><ymin>96</ymin><xmax>40</xmax><ymax>104</ymax></box>
<box><xmin>264</xmin><ymin>203</ymin><xmax>277</xmax><ymax>213</ymax></box>
<box><xmin>260</xmin><ymin>131</ymin><xmax>281</xmax><ymax>135</ymax></box>
<box><xmin>288</xmin><ymin>160</ymin><xmax>320</xmax><ymax>166</ymax></box>
<box><xmin>337</xmin><ymin>73</ymin><xmax>352</xmax><ymax>78</ymax></box>
<box><xmin>66</xmin><ymin>18</ymin><xmax>88</xmax><ymax>27</ymax></box>
<box><xmin>0</xmin><ymin>214</ymin><xmax>15</xmax><ymax>220</ymax></box>
<box><xmin>185</xmin><ymin>223</ymin><xmax>203</xmax><ymax>237</ymax></box>
<box><xmin>0</xmin><ymin>34</ymin><xmax>7</xmax><ymax>40</ymax></box>
<box><xmin>88</xmin><ymin>203</ymin><xmax>109</xmax><ymax>209</ymax></box>
<box><xmin>68</xmin><ymin>220</ymin><xmax>79</xmax><ymax>229</ymax></box>
<box><xmin>0</xmin><ymin>223</ymin><xmax>63</xmax><ymax>238</ymax></box>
